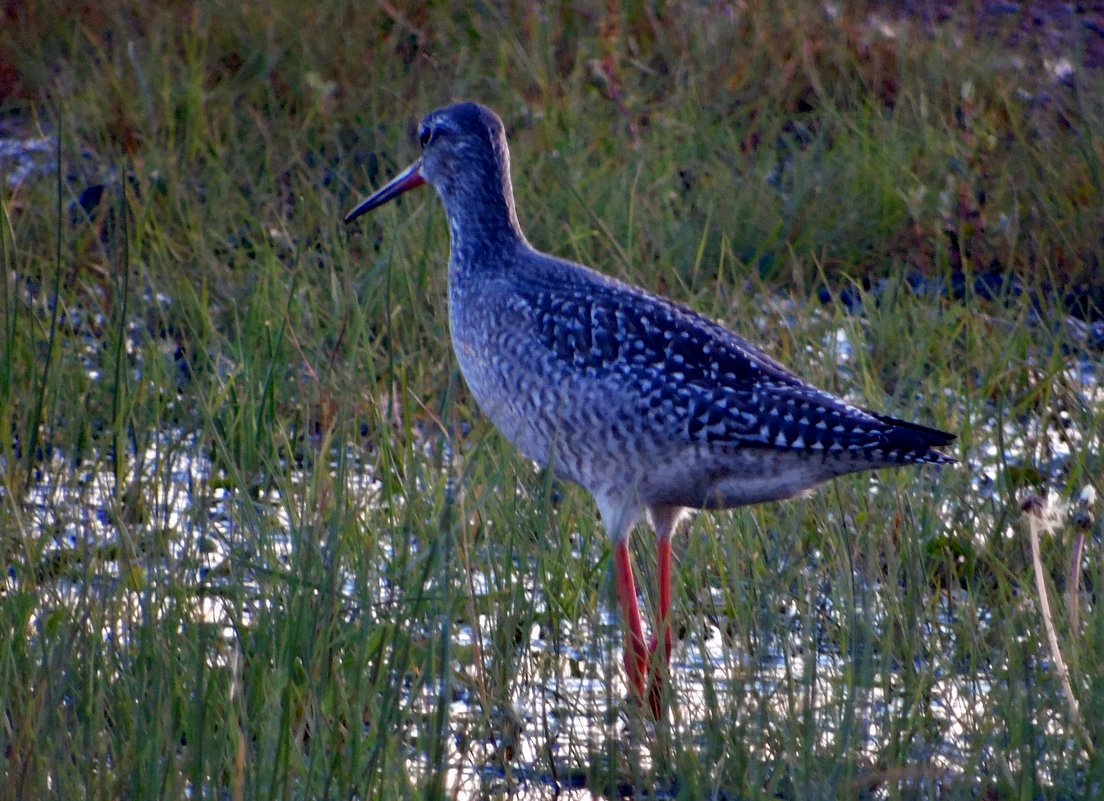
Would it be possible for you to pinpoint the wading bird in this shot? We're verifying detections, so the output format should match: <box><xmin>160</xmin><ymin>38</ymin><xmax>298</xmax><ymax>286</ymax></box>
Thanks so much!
<box><xmin>345</xmin><ymin>102</ymin><xmax>955</xmax><ymax>717</ymax></box>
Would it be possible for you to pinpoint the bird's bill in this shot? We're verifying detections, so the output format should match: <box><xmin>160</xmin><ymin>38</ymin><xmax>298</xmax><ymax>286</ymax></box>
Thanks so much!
<box><xmin>344</xmin><ymin>159</ymin><xmax>427</xmax><ymax>223</ymax></box>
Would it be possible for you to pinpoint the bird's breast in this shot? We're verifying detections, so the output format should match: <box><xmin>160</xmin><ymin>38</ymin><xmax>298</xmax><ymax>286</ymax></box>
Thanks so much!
<box><xmin>448</xmin><ymin>308</ymin><xmax>669</xmax><ymax>493</ymax></box>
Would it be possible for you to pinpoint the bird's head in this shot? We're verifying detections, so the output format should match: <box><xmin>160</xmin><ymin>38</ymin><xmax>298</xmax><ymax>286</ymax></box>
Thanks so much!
<box><xmin>344</xmin><ymin>102</ymin><xmax>514</xmax><ymax>226</ymax></box>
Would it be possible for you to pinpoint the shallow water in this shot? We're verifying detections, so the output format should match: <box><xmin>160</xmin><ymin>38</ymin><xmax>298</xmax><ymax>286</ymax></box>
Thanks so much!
<box><xmin>4</xmin><ymin>261</ymin><xmax>1101</xmax><ymax>798</ymax></box>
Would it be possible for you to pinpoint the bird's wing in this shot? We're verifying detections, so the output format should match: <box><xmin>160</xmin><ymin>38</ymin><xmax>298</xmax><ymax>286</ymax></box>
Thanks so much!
<box><xmin>513</xmin><ymin>263</ymin><xmax>942</xmax><ymax>454</ymax></box>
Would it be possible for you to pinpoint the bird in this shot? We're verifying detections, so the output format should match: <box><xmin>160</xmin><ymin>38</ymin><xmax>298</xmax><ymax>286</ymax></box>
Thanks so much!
<box><xmin>345</xmin><ymin>101</ymin><xmax>955</xmax><ymax>717</ymax></box>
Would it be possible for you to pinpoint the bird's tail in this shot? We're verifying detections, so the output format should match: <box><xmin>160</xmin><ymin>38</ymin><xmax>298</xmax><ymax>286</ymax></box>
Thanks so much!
<box><xmin>868</xmin><ymin>410</ymin><xmax>957</xmax><ymax>465</ymax></box>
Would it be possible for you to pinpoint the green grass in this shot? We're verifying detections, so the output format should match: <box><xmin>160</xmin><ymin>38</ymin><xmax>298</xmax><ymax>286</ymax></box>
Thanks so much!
<box><xmin>2</xmin><ymin>1</ymin><xmax>1104</xmax><ymax>798</ymax></box>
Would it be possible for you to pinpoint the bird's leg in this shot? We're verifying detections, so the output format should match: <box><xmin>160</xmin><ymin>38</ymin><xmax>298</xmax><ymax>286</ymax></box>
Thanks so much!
<box><xmin>652</xmin><ymin>532</ymin><xmax>674</xmax><ymax>662</ymax></box>
<box><xmin>646</xmin><ymin>506</ymin><xmax>682</xmax><ymax>717</ymax></box>
<box><xmin>646</xmin><ymin>533</ymin><xmax>673</xmax><ymax>717</ymax></box>
<box><xmin>613</xmin><ymin>538</ymin><xmax>647</xmax><ymax>700</ymax></box>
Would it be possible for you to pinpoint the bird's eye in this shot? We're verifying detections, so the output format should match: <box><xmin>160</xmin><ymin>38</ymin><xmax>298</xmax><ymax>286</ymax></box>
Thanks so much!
<box><xmin>419</xmin><ymin>126</ymin><xmax>433</xmax><ymax>148</ymax></box>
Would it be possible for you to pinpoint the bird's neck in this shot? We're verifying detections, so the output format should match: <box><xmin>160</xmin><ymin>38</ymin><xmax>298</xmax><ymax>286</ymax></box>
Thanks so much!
<box><xmin>441</xmin><ymin>184</ymin><xmax>529</xmax><ymax>274</ymax></box>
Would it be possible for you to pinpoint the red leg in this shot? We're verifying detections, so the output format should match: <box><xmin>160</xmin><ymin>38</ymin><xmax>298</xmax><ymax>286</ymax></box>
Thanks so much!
<box><xmin>647</xmin><ymin>533</ymin><xmax>673</xmax><ymax>717</ymax></box>
<box><xmin>614</xmin><ymin>538</ymin><xmax>647</xmax><ymax>700</ymax></box>
<box><xmin>646</xmin><ymin>506</ymin><xmax>682</xmax><ymax>718</ymax></box>
<box><xmin>654</xmin><ymin>533</ymin><xmax>673</xmax><ymax>663</ymax></box>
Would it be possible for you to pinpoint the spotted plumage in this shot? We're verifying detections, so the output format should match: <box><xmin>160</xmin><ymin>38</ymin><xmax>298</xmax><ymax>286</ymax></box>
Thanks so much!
<box><xmin>346</xmin><ymin>101</ymin><xmax>955</xmax><ymax>716</ymax></box>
